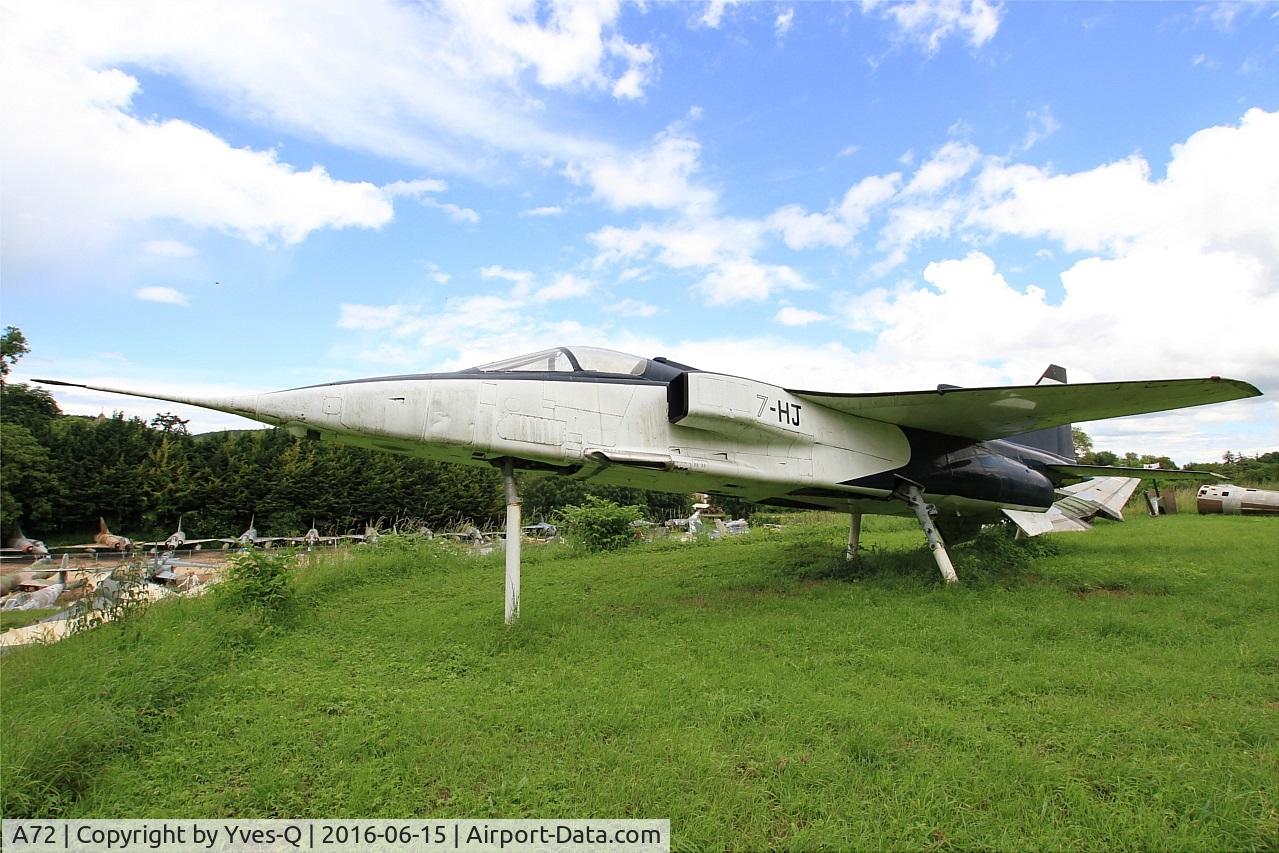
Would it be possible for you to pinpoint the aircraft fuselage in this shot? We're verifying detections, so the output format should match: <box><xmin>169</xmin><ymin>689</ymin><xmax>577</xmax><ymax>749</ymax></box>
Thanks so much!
<box><xmin>224</xmin><ymin>366</ymin><xmax>1058</xmax><ymax>526</ymax></box>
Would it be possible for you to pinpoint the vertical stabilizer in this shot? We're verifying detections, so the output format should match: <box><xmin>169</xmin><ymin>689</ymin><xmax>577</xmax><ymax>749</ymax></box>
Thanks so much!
<box><xmin>1007</xmin><ymin>364</ymin><xmax>1075</xmax><ymax>460</ymax></box>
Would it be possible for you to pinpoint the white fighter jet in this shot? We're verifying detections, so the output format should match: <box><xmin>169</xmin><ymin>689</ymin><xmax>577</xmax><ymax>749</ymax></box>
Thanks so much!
<box><xmin>36</xmin><ymin>346</ymin><xmax>1260</xmax><ymax>618</ymax></box>
<box><xmin>137</xmin><ymin>515</ymin><xmax>236</xmax><ymax>551</ymax></box>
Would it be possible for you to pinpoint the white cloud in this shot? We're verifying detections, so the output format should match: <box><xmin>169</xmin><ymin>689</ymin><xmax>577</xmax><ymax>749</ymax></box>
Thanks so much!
<box><xmin>838</xmin><ymin>145</ymin><xmax>861</xmax><ymax>158</ymax></box>
<box><xmin>607</xmin><ymin>36</ymin><xmax>655</xmax><ymax>100</ymax></box>
<box><xmin>775</xmin><ymin>8</ymin><xmax>795</xmax><ymax>37</ymax></box>
<box><xmin>135</xmin><ymin>286</ymin><xmax>190</xmax><ymax>306</ymax></box>
<box><xmin>383</xmin><ymin>179</ymin><xmax>449</xmax><ymax>198</ymax></box>
<box><xmin>142</xmin><ymin>239</ymin><xmax>198</xmax><ymax>258</ymax></box>
<box><xmin>969</xmin><ymin>108</ymin><xmax>1279</xmax><ymax>260</ymax></box>
<box><xmin>862</xmin><ymin>0</ymin><xmax>1004</xmax><ymax>53</ymax></box>
<box><xmin>766</xmin><ymin>205</ymin><xmax>854</xmax><ymax>250</ymax></box>
<box><xmin>383</xmin><ymin>179</ymin><xmax>478</xmax><ymax>223</ymax></box>
<box><xmin>0</xmin><ymin>46</ymin><xmax>395</xmax><ymax>260</ymax></box>
<box><xmin>903</xmin><ymin>141</ymin><xmax>982</xmax><ymax>196</ymax></box>
<box><xmin>698</xmin><ymin>0</ymin><xmax>743</xmax><ymax>28</ymax></box>
<box><xmin>424</xmin><ymin>199</ymin><xmax>480</xmax><ymax>224</ymax></box>
<box><xmin>696</xmin><ymin>260</ymin><xmax>807</xmax><ymax>305</ymax></box>
<box><xmin>1019</xmin><ymin>106</ymin><xmax>1061</xmax><ymax>152</ymax></box>
<box><xmin>604</xmin><ymin>299</ymin><xmax>660</xmax><ymax>317</ymax></box>
<box><xmin>521</xmin><ymin>206</ymin><xmax>565</xmax><ymax>217</ymax></box>
<box><xmin>1</xmin><ymin>0</ymin><xmax>653</xmax><ymax>264</ymax></box>
<box><xmin>774</xmin><ymin>306</ymin><xmax>827</xmax><ymax>326</ymax></box>
<box><xmin>422</xmin><ymin>262</ymin><xmax>451</xmax><ymax>284</ymax></box>
<box><xmin>839</xmin><ymin>173</ymin><xmax>903</xmax><ymax>230</ymax></box>
<box><xmin>536</xmin><ymin>273</ymin><xmax>595</xmax><ymax>301</ymax></box>
<box><xmin>480</xmin><ymin>265</ymin><xmax>535</xmax><ymax>295</ymax></box>
<box><xmin>574</xmin><ymin>126</ymin><xmax>716</xmax><ymax>214</ymax></box>
<box><xmin>592</xmin><ymin>215</ymin><xmax>811</xmax><ymax>306</ymax></box>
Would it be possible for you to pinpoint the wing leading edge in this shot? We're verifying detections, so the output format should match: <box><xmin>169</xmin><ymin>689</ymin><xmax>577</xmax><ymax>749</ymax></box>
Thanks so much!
<box><xmin>791</xmin><ymin>377</ymin><xmax>1259</xmax><ymax>442</ymax></box>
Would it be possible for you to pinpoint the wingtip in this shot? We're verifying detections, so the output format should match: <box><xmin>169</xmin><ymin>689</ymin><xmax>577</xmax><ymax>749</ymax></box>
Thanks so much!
<box><xmin>1213</xmin><ymin>376</ymin><xmax>1264</xmax><ymax>398</ymax></box>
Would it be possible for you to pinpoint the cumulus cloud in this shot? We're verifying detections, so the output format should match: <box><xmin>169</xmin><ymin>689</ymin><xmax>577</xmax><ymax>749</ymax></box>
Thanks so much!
<box><xmin>0</xmin><ymin>45</ymin><xmax>394</xmax><ymax>260</ymax></box>
<box><xmin>775</xmin><ymin>8</ymin><xmax>795</xmax><ymax>37</ymax></box>
<box><xmin>481</xmin><ymin>265</ymin><xmax>536</xmax><ymax>295</ymax></box>
<box><xmin>774</xmin><ymin>306</ymin><xmax>828</xmax><ymax>326</ymax></box>
<box><xmin>813</xmin><ymin>109</ymin><xmax>1278</xmax><ymax>440</ymax></box>
<box><xmin>135</xmin><ymin>286</ymin><xmax>190</xmax><ymax>306</ymax></box>
<box><xmin>536</xmin><ymin>273</ymin><xmax>595</xmax><ymax>301</ymax></box>
<box><xmin>862</xmin><ymin>0</ymin><xmax>1003</xmax><ymax>52</ymax></box>
<box><xmin>521</xmin><ymin>206</ymin><xmax>565</xmax><ymax>217</ymax></box>
<box><xmin>698</xmin><ymin>0</ymin><xmax>743</xmax><ymax>28</ymax></box>
<box><xmin>0</xmin><ymin>0</ymin><xmax>658</xmax><ymax>263</ymax></box>
<box><xmin>590</xmin><ymin>214</ymin><xmax>809</xmax><ymax>305</ymax></box>
<box><xmin>572</xmin><ymin>126</ymin><xmax>716</xmax><ymax>214</ymax></box>
<box><xmin>604</xmin><ymin>299</ymin><xmax>660</xmax><ymax>317</ymax></box>
<box><xmin>422</xmin><ymin>262</ymin><xmax>451</xmax><ymax>284</ymax></box>
<box><xmin>1019</xmin><ymin>106</ymin><xmax>1061</xmax><ymax>152</ymax></box>
<box><xmin>382</xmin><ymin>179</ymin><xmax>478</xmax><ymax>223</ymax></box>
<box><xmin>902</xmin><ymin>141</ymin><xmax>982</xmax><ymax>196</ymax></box>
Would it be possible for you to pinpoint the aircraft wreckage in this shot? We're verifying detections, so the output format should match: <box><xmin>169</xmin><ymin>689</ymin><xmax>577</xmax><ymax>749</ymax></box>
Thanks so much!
<box><xmin>38</xmin><ymin>346</ymin><xmax>1260</xmax><ymax>621</ymax></box>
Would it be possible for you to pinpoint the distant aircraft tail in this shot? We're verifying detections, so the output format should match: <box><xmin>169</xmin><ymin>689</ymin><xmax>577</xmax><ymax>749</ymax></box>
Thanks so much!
<box><xmin>1005</xmin><ymin>364</ymin><xmax>1074</xmax><ymax>460</ymax></box>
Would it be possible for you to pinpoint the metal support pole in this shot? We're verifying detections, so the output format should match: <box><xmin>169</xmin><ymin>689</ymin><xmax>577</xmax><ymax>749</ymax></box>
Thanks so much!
<box><xmin>900</xmin><ymin>484</ymin><xmax>959</xmax><ymax>585</ymax></box>
<box><xmin>846</xmin><ymin>512</ymin><xmax>862</xmax><ymax>560</ymax></box>
<box><xmin>502</xmin><ymin>459</ymin><xmax>521</xmax><ymax>625</ymax></box>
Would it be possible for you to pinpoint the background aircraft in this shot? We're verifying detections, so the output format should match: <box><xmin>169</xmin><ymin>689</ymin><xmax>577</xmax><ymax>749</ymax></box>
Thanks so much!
<box><xmin>3</xmin><ymin>527</ymin><xmax>50</xmax><ymax>558</ymax></box>
<box><xmin>137</xmin><ymin>515</ymin><xmax>235</xmax><ymax>551</ymax></box>
<box><xmin>282</xmin><ymin>519</ymin><xmax>344</xmax><ymax>547</ymax></box>
<box><xmin>236</xmin><ymin>515</ymin><xmax>288</xmax><ymax>548</ymax></box>
<box><xmin>38</xmin><ymin>345</ymin><xmax>1259</xmax><ymax>618</ymax></box>
<box><xmin>55</xmin><ymin>517</ymin><xmax>133</xmax><ymax>553</ymax></box>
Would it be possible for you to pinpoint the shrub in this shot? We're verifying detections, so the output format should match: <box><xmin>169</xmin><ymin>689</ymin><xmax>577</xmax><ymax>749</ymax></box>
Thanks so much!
<box><xmin>555</xmin><ymin>496</ymin><xmax>644</xmax><ymax>552</ymax></box>
<box><xmin>220</xmin><ymin>548</ymin><xmax>295</xmax><ymax>613</ymax></box>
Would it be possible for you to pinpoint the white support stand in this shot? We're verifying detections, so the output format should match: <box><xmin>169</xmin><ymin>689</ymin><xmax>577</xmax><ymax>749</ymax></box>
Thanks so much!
<box><xmin>845</xmin><ymin>512</ymin><xmax>862</xmax><ymax>561</ymax></box>
<box><xmin>899</xmin><ymin>484</ymin><xmax>959</xmax><ymax>585</ymax></box>
<box><xmin>502</xmin><ymin>459</ymin><xmax>522</xmax><ymax>625</ymax></box>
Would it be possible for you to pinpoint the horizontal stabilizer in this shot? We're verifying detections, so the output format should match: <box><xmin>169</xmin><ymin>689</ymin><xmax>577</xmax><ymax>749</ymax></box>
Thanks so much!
<box><xmin>1055</xmin><ymin>476</ymin><xmax>1143</xmax><ymax>522</ymax></box>
<box><xmin>1003</xmin><ymin>475</ymin><xmax>1143</xmax><ymax>537</ymax></box>
<box><xmin>791</xmin><ymin>377</ymin><xmax>1259</xmax><ymax>441</ymax></box>
<box><xmin>1003</xmin><ymin>508</ymin><xmax>1092</xmax><ymax>536</ymax></box>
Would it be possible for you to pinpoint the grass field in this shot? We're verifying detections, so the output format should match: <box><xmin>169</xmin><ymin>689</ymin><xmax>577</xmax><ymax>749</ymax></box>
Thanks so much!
<box><xmin>0</xmin><ymin>608</ymin><xmax>60</xmax><ymax>633</ymax></box>
<box><xmin>2</xmin><ymin>514</ymin><xmax>1276</xmax><ymax>850</ymax></box>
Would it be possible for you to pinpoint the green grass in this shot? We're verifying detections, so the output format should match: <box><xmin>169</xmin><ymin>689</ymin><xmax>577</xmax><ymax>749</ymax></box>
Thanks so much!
<box><xmin>0</xmin><ymin>608</ymin><xmax>60</xmax><ymax>632</ymax></box>
<box><xmin>2</xmin><ymin>514</ymin><xmax>1276</xmax><ymax>850</ymax></box>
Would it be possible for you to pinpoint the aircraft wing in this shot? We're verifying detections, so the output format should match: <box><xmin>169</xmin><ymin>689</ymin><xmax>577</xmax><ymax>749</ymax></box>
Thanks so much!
<box><xmin>1003</xmin><ymin>475</ymin><xmax>1143</xmax><ymax>537</ymax></box>
<box><xmin>791</xmin><ymin>377</ymin><xmax>1259</xmax><ymax>441</ymax></box>
<box><xmin>1042</xmin><ymin>463</ymin><xmax>1225</xmax><ymax>482</ymax></box>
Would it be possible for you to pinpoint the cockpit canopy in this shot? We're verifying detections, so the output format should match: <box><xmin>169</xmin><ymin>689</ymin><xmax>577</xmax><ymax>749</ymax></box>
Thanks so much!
<box><xmin>473</xmin><ymin>346</ymin><xmax>692</xmax><ymax>381</ymax></box>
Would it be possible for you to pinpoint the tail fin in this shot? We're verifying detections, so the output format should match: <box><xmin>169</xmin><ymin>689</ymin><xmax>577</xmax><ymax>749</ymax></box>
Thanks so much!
<box><xmin>1006</xmin><ymin>364</ymin><xmax>1074</xmax><ymax>460</ymax></box>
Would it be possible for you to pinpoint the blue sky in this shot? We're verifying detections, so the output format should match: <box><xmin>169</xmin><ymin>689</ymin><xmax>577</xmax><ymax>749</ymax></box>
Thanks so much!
<box><xmin>2</xmin><ymin>0</ymin><xmax>1277</xmax><ymax>463</ymax></box>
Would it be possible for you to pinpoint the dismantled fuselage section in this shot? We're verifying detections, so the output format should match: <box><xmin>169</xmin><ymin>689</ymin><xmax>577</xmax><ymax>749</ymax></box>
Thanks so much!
<box><xmin>1196</xmin><ymin>484</ymin><xmax>1279</xmax><ymax>515</ymax></box>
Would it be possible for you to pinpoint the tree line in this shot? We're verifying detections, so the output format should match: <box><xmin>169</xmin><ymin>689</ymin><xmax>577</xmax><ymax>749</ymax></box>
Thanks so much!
<box><xmin>0</xmin><ymin>327</ymin><xmax>690</xmax><ymax>543</ymax></box>
<box><xmin>1071</xmin><ymin>426</ymin><xmax>1279</xmax><ymax>483</ymax></box>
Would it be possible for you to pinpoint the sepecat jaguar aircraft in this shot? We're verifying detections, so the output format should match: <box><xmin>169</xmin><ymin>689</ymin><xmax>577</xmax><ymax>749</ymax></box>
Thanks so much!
<box><xmin>37</xmin><ymin>346</ymin><xmax>1260</xmax><ymax>620</ymax></box>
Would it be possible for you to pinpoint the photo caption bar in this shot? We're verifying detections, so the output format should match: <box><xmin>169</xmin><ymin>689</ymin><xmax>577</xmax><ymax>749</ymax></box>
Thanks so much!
<box><xmin>2</xmin><ymin>820</ymin><xmax>669</xmax><ymax>853</ymax></box>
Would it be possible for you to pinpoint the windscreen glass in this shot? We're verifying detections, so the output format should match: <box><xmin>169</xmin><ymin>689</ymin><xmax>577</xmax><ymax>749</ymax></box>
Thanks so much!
<box><xmin>475</xmin><ymin>347</ymin><xmax>648</xmax><ymax>376</ymax></box>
